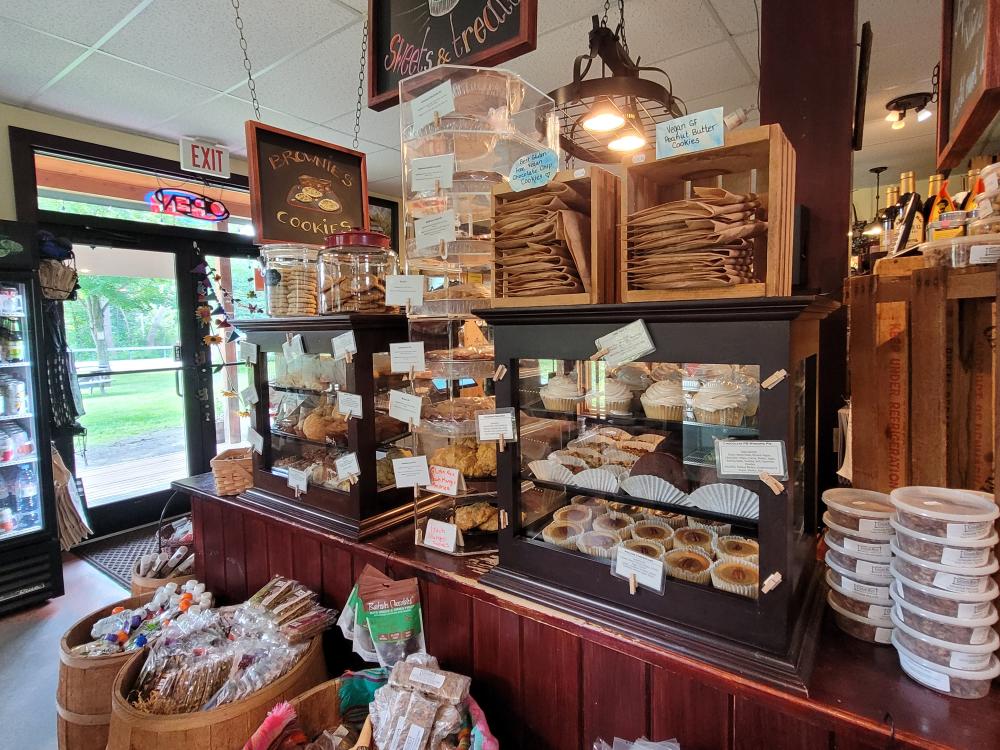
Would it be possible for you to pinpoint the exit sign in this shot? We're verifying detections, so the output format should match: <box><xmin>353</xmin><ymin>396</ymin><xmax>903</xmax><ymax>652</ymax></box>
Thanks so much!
<box><xmin>180</xmin><ymin>137</ymin><xmax>230</xmax><ymax>179</ymax></box>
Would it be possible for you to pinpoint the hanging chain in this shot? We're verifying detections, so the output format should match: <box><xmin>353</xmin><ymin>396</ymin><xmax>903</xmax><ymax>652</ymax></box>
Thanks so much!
<box><xmin>231</xmin><ymin>0</ymin><xmax>261</xmax><ymax>120</ymax></box>
<box><xmin>617</xmin><ymin>0</ymin><xmax>629</xmax><ymax>57</ymax></box>
<box><xmin>600</xmin><ymin>0</ymin><xmax>611</xmax><ymax>27</ymax></box>
<box><xmin>354</xmin><ymin>16</ymin><xmax>369</xmax><ymax>150</ymax></box>
<box><xmin>931</xmin><ymin>62</ymin><xmax>940</xmax><ymax>103</ymax></box>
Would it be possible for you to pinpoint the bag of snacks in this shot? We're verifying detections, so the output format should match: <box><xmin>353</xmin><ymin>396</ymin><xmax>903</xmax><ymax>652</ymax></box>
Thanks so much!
<box><xmin>337</xmin><ymin>565</ymin><xmax>392</xmax><ymax>663</ymax></box>
<box><xmin>358</xmin><ymin>576</ymin><xmax>426</xmax><ymax>668</ymax></box>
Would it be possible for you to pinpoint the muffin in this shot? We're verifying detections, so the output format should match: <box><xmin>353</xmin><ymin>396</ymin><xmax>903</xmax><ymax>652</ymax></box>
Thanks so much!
<box><xmin>585</xmin><ymin>378</ymin><xmax>632</xmax><ymax>415</ymax></box>
<box><xmin>663</xmin><ymin>548</ymin><xmax>713</xmax><ymax>584</ymax></box>
<box><xmin>593</xmin><ymin>511</ymin><xmax>635</xmax><ymax>540</ymax></box>
<box><xmin>621</xmin><ymin>538</ymin><xmax>667</xmax><ymax>560</ymax></box>
<box><xmin>541</xmin><ymin>521</ymin><xmax>585</xmax><ymax>549</ymax></box>
<box><xmin>577</xmin><ymin>530</ymin><xmax>620</xmax><ymax>559</ymax></box>
<box><xmin>539</xmin><ymin>374</ymin><xmax>585</xmax><ymax>412</ymax></box>
<box><xmin>711</xmin><ymin>560</ymin><xmax>759</xmax><ymax>599</ymax></box>
<box><xmin>553</xmin><ymin>505</ymin><xmax>594</xmax><ymax>528</ymax></box>
<box><xmin>692</xmin><ymin>381</ymin><xmax>746</xmax><ymax>426</ymax></box>
<box><xmin>640</xmin><ymin>380</ymin><xmax>685</xmax><ymax>421</ymax></box>
<box><xmin>713</xmin><ymin>535</ymin><xmax>760</xmax><ymax>564</ymax></box>
<box><xmin>632</xmin><ymin>521</ymin><xmax>675</xmax><ymax>549</ymax></box>
<box><xmin>673</xmin><ymin>526</ymin><xmax>716</xmax><ymax>555</ymax></box>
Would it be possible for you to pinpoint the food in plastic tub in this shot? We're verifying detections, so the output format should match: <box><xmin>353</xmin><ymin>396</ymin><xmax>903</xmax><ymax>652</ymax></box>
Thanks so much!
<box><xmin>926</xmin><ymin>210</ymin><xmax>970</xmax><ymax>241</ymax></box>
<box><xmin>890</xmin><ymin>517</ymin><xmax>996</xmax><ymax>567</ymax></box>
<box><xmin>823</xmin><ymin>514</ymin><xmax>893</xmax><ymax>558</ymax></box>
<box><xmin>261</xmin><ymin>244</ymin><xmax>320</xmax><ymax>317</ymax></box>
<box><xmin>889</xmin><ymin>541</ymin><xmax>999</xmax><ymax>594</ymax></box>
<box><xmin>824</xmin><ymin>539</ymin><xmax>892</xmax><ymax>583</ymax></box>
<box><xmin>827</xmin><ymin>594</ymin><xmax>893</xmax><ymax>644</ymax></box>
<box><xmin>827</xmin><ymin>585</ymin><xmax>892</xmax><ymax>626</ymax></box>
<box><xmin>974</xmin><ymin>189</ymin><xmax>1000</xmax><ymax>214</ymax></box>
<box><xmin>890</xmin><ymin>486</ymin><xmax>998</xmax><ymax>540</ymax></box>
<box><xmin>892</xmin><ymin>567</ymin><xmax>998</xmax><ymax>618</ymax></box>
<box><xmin>891</xmin><ymin>609</ymin><xmax>999</xmax><ymax>673</ymax></box>
<box><xmin>919</xmin><ymin>232</ymin><xmax>1000</xmax><ymax>267</ymax></box>
<box><xmin>894</xmin><ymin>632</ymin><xmax>1000</xmax><ymax>699</ymax></box>
<box><xmin>890</xmin><ymin>583</ymin><xmax>997</xmax><ymax>645</ymax></box>
<box><xmin>822</xmin><ymin>488</ymin><xmax>893</xmax><ymax>537</ymax></box>
<box><xmin>967</xmin><ymin>212</ymin><xmax>1000</xmax><ymax>236</ymax></box>
<box><xmin>826</xmin><ymin>557</ymin><xmax>892</xmax><ymax>602</ymax></box>
<box><xmin>981</xmin><ymin>163</ymin><xmax>1000</xmax><ymax>194</ymax></box>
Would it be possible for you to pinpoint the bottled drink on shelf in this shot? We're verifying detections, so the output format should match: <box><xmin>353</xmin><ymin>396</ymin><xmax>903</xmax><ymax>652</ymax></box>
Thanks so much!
<box><xmin>880</xmin><ymin>185</ymin><xmax>900</xmax><ymax>253</ymax></box>
<box><xmin>893</xmin><ymin>171</ymin><xmax>924</xmax><ymax>250</ymax></box>
<box><xmin>14</xmin><ymin>464</ymin><xmax>38</xmax><ymax>527</ymax></box>
<box><xmin>5</xmin><ymin>319</ymin><xmax>24</xmax><ymax>362</ymax></box>
<box><xmin>953</xmin><ymin>168</ymin><xmax>980</xmax><ymax>210</ymax></box>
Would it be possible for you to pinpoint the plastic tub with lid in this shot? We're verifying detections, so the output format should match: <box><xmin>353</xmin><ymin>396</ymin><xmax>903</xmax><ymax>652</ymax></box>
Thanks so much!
<box><xmin>823</xmin><ymin>512</ymin><xmax>893</xmax><ymax>558</ymax></box>
<box><xmin>824</xmin><ymin>538</ymin><xmax>893</xmax><ymax>583</ymax></box>
<box><xmin>889</xmin><ymin>516</ymin><xmax>997</xmax><ymax>567</ymax></box>
<box><xmin>975</xmin><ymin>188</ymin><xmax>1000</xmax><ymax>214</ymax></box>
<box><xmin>889</xmin><ymin>486</ymin><xmax>997</xmax><ymax>540</ymax></box>
<box><xmin>261</xmin><ymin>243</ymin><xmax>320</xmax><ymax>317</ymax></box>
<box><xmin>892</xmin><ymin>566</ymin><xmax>998</xmax><ymax>618</ymax></box>
<box><xmin>981</xmin><ymin>163</ymin><xmax>1000</xmax><ymax>193</ymax></box>
<box><xmin>889</xmin><ymin>540</ymin><xmax>999</xmax><ymax>594</ymax></box>
<box><xmin>926</xmin><ymin>210</ymin><xmax>969</xmax><ymax>240</ymax></box>
<box><xmin>822</xmin><ymin>488</ymin><xmax>893</xmax><ymax>537</ymax></box>
<box><xmin>890</xmin><ymin>582</ymin><xmax>997</xmax><ymax>645</ymax></box>
<box><xmin>826</xmin><ymin>557</ymin><xmax>892</xmax><ymax>602</ymax></box>
<box><xmin>828</xmin><ymin>593</ymin><xmax>893</xmax><ymax>644</ymax></box>
<box><xmin>919</xmin><ymin>232</ymin><xmax>1000</xmax><ymax>267</ymax></box>
<box><xmin>319</xmin><ymin>230</ymin><xmax>397</xmax><ymax>314</ymax></box>
<box><xmin>967</xmin><ymin>208</ymin><xmax>1000</xmax><ymax>236</ymax></box>
<box><xmin>826</xmin><ymin>572</ymin><xmax>892</xmax><ymax>625</ymax></box>
<box><xmin>893</xmin><ymin>631</ymin><xmax>1000</xmax><ymax>699</ymax></box>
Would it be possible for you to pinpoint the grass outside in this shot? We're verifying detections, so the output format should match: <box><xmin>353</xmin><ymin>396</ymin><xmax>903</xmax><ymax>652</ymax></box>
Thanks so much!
<box><xmin>78</xmin><ymin>370</ymin><xmax>184</xmax><ymax>447</ymax></box>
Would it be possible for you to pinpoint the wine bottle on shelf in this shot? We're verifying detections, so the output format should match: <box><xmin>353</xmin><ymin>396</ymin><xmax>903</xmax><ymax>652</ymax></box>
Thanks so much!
<box><xmin>894</xmin><ymin>171</ymin><xmax>924</xmax><ymax>248</ymax></box>
<box><xmin>953</xmin><ymin>169</ymin><xmax>980</xmax><ymax>210</ymax></box>
<box><xmin>923</xmin><ymin>174</ymin><xmax>954</xmax><ymax>221</ymax></box>
<box><xmin>881</xmin><ymin>185</ymin><xmax>900</xmax><ymax>253</ymax></box>
<box><xmin>7</xmin><ymin>320</ymin><xmax>24</xmax><ymax>363</ymax></box>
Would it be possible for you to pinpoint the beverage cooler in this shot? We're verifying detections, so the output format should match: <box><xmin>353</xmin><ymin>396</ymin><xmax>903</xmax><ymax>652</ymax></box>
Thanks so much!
<box><xmin>0</xmin><ymin>270</ymin><xmax>60</xmax><ymax>613</ymax></box>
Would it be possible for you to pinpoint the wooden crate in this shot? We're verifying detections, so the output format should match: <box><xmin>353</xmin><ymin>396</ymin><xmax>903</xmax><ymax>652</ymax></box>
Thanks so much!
<box><xmin>619</xmin><ymin>123</ymin><xmax>795</xmax><ymax>303</ymax></box>
<box><xmin>491</xmin><ymin>166</ymin><xmax>619</xmax><ymax>307</ymax></box>
<box><xmin>847</xmin><ymin>265</ymin><xmax>999</xmax><ymax>494</ymax></box>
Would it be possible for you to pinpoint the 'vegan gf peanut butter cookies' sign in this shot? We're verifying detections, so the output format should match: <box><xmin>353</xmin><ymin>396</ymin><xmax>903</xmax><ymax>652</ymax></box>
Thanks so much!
<box><xmin>246</xmin><ymin>121</ymin><xmax>369</xmax><ymax>245</ymax></box>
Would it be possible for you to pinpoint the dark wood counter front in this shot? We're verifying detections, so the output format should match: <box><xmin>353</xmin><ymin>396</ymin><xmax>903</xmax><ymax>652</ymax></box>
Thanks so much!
<box><xmin>176</xmin><ymin>474</ymin><xmax>998</xmax><ymax>750</ymax></box>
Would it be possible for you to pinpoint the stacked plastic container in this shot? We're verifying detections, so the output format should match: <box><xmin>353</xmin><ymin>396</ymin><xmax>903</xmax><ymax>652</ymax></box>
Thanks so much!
<box><xmin>888</xmin><ymin>487</ymin><xmax>1000</xmax><ymax>699</ymax></box>
<box><xmin>822</xmin><ymin>489</ymin><xmax>896</xmax><ymax>644</ymax></box>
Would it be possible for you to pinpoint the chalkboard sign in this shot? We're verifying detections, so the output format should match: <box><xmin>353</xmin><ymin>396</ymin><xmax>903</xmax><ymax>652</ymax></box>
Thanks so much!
<box><xmin>0</xmin><ymin>220</ymin><xmax>37</xmax><ymax>270</ymax></box>
<box><xmin>367</xmin><ymin>0</ymin><xmax>537</xmax><ymax>111</ymax></box>
<box><xmin>245</xmin><ymin>121</ymin><xmax>369</xmax><ymax>245</ymax></box>
<box><xmin>937</xmin><ymin>0</ymin><xmax>1000</xmax><ymax>169</ymax></box>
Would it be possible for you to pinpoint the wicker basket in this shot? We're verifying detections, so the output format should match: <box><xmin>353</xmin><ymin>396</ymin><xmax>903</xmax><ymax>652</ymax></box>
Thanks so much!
<box><xmin>210</xmin><ymin>447</ymin><xmax>253</xmax><ymax>495</ymax></box>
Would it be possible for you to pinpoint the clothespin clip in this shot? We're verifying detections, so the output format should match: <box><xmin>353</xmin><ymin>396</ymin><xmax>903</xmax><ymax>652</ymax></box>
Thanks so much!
<box><xmin>493</xmin><ymin>364</ymin><xmax>507</xmax><ymax>381</ymax></box>
<box><xmin>408</xmin><ymin>365</ymin><xmax>415</xmax><ymax>382</ymax></box>
<box><xmin>439</xmin><ymin>239</ymin><xmax>447</xmax><ymax>259</ymax></box>
<box><xmin>345</xmin><ymin>350</ymin><xmax>353</xmax><ymax>365</ymax></box>
<box><xmin>346</xmin><ymin>473</ymin><xmax>358</xmax><ymax>486</ymax></box>
<box><xmin>498</xmin><ymin>434</ymin><xmax>506</xmax><ymax>453</ymax></box>
<box><xmin>408</xmin><ymin>418</ymin><xmax>415</xmax><ymax>432</ymax></box>
<box><xmin>759</xmin><ymin>471</ymin><xmax>784</xmax><ymax>495</ymax></box>
<box><xmin>433</xmin><ymin>111</ymin><xmax>441</xmax><ymax>128</ymax></box>
<box><xmin>590</xmin><ymin>347</ymin><xmax>609</xmax><ymax>362</ymax></box>
<box><xmin>499</xmin><ymin>509</ymin><xmax>509</xmax><ymax>530</ymax></box>
<box><xmin>628</xmin><ymin>574</ymin><xmax>638</xmax><ymax>595</ymax></box>
<box><xmin>761</xmin><ymin>572</ymin><xmax>783</xmax><ymax>594</ymax></box>
<box><xmin>761</xmin><ymin>369</ymin><xmax>787</xmax><ymax>390</ymax></box>
<box><xmin>434</xmin><ymin>178</ymin><xmax>442</xmax><ymax>197</ymax></box>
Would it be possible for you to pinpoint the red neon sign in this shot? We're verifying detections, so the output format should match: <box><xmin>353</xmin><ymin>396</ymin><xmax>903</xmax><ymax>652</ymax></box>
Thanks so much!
<box><xmin>147</xmin><ymin>188</ymin><xmax>230</xmax><ymax>222</ymax></box>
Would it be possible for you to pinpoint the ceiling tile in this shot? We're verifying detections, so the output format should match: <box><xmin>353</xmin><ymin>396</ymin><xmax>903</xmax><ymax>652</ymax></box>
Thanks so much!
<box><xmin>706</xmin><ymin>0</ymin><xmax>760</xmax><ymax>35</ymax></box>
<box><xmin>101</xmin><ymin>0</ymin><xmax>359</xmax><ymax>91</ymax></box>
<box><xmin>326</xmin><ymin>107</ymin><xmax>402</xmax><ymax>150</ymax></box>
<box><xmin>298</xmin><ymin>124</ymin><xmax>387</xmax><ymax>158</ymax></box>
<box><xmin>0</xmin><ymin>0</ymin><xmax>143</xmax><ymax>47</ymax></box>
<box><xmin>369</xmin><ymin>176</ymin><xmax>403</xmax><ymax>198</ymax></box>
<box><xmin>537</xmin><ymin>1</ymin><xmax>608</xmax><ymax>31</ymax></box>
<box><xmin>365</xmin><ymin>148</ymin><xmax>403</xmax><ymax>182</ymax></box>
<box><xmin>683</xmin><ymin>82</ymin><xmax>758</xmax><ymax>118</ymax></box>
<box><xmin>649</xmin><ymin>40</ymin><xmax>754</xmax><ymax>103</ymax></box>
<box><xmin>0</xmin><ymin>22</ymin><xmax>88</xmax><ymax>105</ymax></box>
<box><xmin>732</xmin><ymin>31</ymin><xmax>759</xmax><ymax>78</ymax></box>
<box><xmin>33</xmin><ymin>52</ymin><xmax>218</xmax><ymax>131</ymax></box>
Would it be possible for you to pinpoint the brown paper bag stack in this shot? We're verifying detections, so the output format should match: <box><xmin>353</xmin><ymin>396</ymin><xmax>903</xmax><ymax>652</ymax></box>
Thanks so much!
<box><xmin>625</xmin><ymin>186</ymin><xmax>767</xmax><ymax>290</ymax></box>
<box><xmin>494</xmin><ymin>183</ymin><xmax>592</xmax><ymax>297</ymax></box>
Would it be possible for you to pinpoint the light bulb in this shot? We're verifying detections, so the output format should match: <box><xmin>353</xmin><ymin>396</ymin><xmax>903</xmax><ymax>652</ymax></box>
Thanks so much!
<box><xmin>885</xmin><ymin>110</ymin><xmax>901</xmax><ymax>122</ymax></box>
<box><xmin>582</xmin><ymin>99</ymin><xmax>625</xmax><ymax>133</ymax></box>
<box><xmin>608</xmin><ymin>131</ymin><xmax>646</xmax><ymax>152</ymax></box>
<box><xmin>891</xmin><ymin>118</ymin><xmax>906</xmax><ymax>130</ymax></box>
<box><xmin>917</xmin><ymin>107</ymin><xmax>933</xmax><ymax>122</ymax></box>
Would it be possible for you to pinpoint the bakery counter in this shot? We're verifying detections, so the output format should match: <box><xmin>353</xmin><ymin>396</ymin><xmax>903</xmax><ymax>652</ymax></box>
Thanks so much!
<box><xmin>176</xmin><ymin>472</ymin><xmax>998</xmax><ymax>750</ymax></box>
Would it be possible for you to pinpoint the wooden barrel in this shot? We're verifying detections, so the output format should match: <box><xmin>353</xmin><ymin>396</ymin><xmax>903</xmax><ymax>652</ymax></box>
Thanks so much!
<box><xmin>290</xmin><ymin>679</ymin><xmax>344</xmax><ymax>737</ymax></box>
<box><xmin>57</xmin><ymin>594</ymin><xmax>148</xmax><ymax>750</ymax></box>
<box><xmin>129</xmin><ymin>560</ymin><xmax>191</xmax><ymax>597</ymax></box>
<box><xmin>107</xmin><ymin>636</ymin><xmax>327</xmax><ymax>750</ymax></box>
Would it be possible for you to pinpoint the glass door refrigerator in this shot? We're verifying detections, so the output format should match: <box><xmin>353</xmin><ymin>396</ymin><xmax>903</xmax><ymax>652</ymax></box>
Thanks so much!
<box><xmin>0</xmin><ymin>260</ymin><xmax>61</xmax><ymax>613</ymax></box>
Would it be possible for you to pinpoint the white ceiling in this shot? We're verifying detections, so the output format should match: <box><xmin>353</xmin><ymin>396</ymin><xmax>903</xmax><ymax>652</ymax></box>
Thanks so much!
<box><xmin>0</xmin><ymin>1</ymin><xmax>941</xmax><ymax>200</ymax></box>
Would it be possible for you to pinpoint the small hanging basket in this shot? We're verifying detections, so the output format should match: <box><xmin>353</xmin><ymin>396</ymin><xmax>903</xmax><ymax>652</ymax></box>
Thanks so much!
<box><xmin>39</xmin><ymin>258</ymin><xmax>79</xmax><ymax>300</ymax></box>
<box><xmin>210</xmin><ymin>447</ymin><xmax>253</xmax><ymax>495</ymax></box>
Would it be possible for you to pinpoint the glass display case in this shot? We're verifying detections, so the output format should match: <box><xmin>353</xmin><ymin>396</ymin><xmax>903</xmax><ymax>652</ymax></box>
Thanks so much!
<box><xmin>238</xmin><ymin>314</ymin><xmax>424</xmax><ymax>539</ymax></box>
<box><xmin>477</xmin><ymin>297</ymin><xmax>838</xmax><ymax>692</ymax></box>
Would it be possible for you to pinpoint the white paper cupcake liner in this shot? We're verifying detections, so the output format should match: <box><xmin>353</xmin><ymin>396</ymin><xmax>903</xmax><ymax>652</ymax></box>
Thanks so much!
<box><xmin>577</xmin><ymin>531</ymin><xmax>621</xmax><ymax>559</ymax></box>
<box><xmin>631</xmin><ymin>520</ymin><xmax>675</xmax><ymax>550</ymax></box>
<box><xmin>710</xmin><ymin>560</ymin><xmax>760</xmax><ymax>599</ymax></box>
<box><xmin>541</xmin><ymin>521</ymin><xmax>585</xmax><ymax>549</ymax></box>
<box><xmin>621</xmin><ymin>538</ymin><xmax>667</xmax><ymax>561</ymax></box>
<box><xmin>553</xmin><ymin>505</ymin><xmax>594</xmax><ymax>529</ymax></box>
<box><xmin>663</xmin><ymin>549</ymin><xmax>713</xmax><ymax>584</ymax></box>
<box><xmin>687</xmin><ymin>516</ymin><xmax>733</xmax><ymax>537</ymax></box>
<box><xmin>712</xmin><ymin>534</ymin><xmax>760</xmax><ymax>564</ymax></box>
<box><xmin>593</xmin><ymin>511</ymin><xmax>636</xmax><ymax>540</ymax></box>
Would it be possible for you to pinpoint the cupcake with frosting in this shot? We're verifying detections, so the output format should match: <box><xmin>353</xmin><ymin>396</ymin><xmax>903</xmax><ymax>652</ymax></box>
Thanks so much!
<box><xmin>640</xmin><ymin>380</ymin><xmax>685</xmax><ymax>421</ymax></box>
<box><xmin>585</xmin><ymin>377</ymin><xmax>632</xmax><ymax>415</ymax></box>
<box><xmin>650</xmin><ymin>363</ymin><xmax>685</xmax><ymax>382</ymax></box>
<box><xmin>539</xmin><ymin>374</ymin><xmax>584</xmax><ymax>412</ymax></box>
<box><xmin>611</xmin><ymin>364</ymin><xmax>651</xmax><ymax>394</ymax></box>
<box><xmin>692</xmin><ymin>381</ymin><xmax>747</xmax><ymax>426</ymax></box>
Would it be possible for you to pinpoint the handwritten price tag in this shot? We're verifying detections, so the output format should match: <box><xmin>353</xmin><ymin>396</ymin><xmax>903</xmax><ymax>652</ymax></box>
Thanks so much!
<box><xmin>656</xmin><ymin>107</ymin><xmax>724</xmax><ymax>159</ymax></box>
<box><xmin>509</xmin><ymin>149</ymin><xmax>559</xmax><ymax>191</ymax></box>
<box><xmin>594</xmin><ymin>319</ymin><xmax>655</xmax><ymax>366</ymax></box>
<box><xmin>331</xmin><ymin>331</ymin><xmax>357</xmax><ymax>361</ymax></box>
<box><xmin>428</xmin><ymin>465</ymin><xmax>462</xmax><ymax>496</ymax></box>
<box><xmin>423</xmin><ymin>518</ymin><xmax>458</xmax><ymax>552</ymax></box>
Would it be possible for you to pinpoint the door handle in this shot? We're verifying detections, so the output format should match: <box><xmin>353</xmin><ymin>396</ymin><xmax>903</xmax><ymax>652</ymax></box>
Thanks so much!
<box><xmin>175</xmin><ymin>369</ymin><xmax>183</xmax><ymax>398</ymax></box>
<box><xmin>173</xmin><ymin>344</ymin><xmax>182</xmax><ymax>362</ymax></box>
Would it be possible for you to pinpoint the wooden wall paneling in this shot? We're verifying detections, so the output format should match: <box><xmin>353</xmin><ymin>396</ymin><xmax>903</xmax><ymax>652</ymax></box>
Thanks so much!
<box><xmin>995</xmin><ymin>264</ymin><xmax>1000</xmax><ymax>495</ymax></box>
<box><xmin>320</xmin><ymin>541</ymin><xmax>355</xmax><ymax>608</ymax></box>
<box><xmin>520</xmin><ymin>617</ymin><xmax>582</xmax><ymax>750</ymax></box>
<box><xmin>221</xmin><ymin>509</ymin><xmax>248</xmax><ymax>602</ymax></box>
<box><xmin>649</xmin><ymin>666</ymin><xmax>731</xmax><ymax>750</ymax></box>
<box><xmin>949</xmin><ymin>299</ymin><xmax>994</xmax><ymax>491</ymax></box>
<box><xmin>733</xmin><ymin>695</ymin><xmax>831</xmax><ymax>750</ymax></box>
<box><xmin>351</xmin><ymin>546</ymin><xmax>390</xmax><ymax>579</ymax></box>
<box><xmin>191</xmin><ymin>498</ymin><xmax>206</xmax><ymax>583</ymax></box>
<box><xmin>848</xmin><ymin>276</ymin><xmax>879</xmax><ymax>490</ymax></box>
<box><xmin>830</xmin><ymin>727</ymin><xmax>893</xmax><ymax>750</ymax></box>
<box><xmin>243</xmin><ymin>514</ymin><xmax>270</xmax><ymax>595</ymax></box>
<box><xmin>968</xmin><ymin>299</ymin><xmax>994</xmax><ymax>493</ymax></box>
<box><xmin>292</xmin><ymin>534</ymin><xmax>323</xmax><ymax>596</ymax></box>
<box><xmin>581</xmin><ymin>641</ymin><xmax>650</xmax><ymax>746</ymax></box>
<box><xmin>199</xmin><ymin>497</ymin><xmax>227</xmax><ymax>596</ymax></box>
<box><xmin>423</xmin><ymin>581</ymin><xmax>474</xmax><ymax>677</ymax></box>
<box><xmin>266</xmin><ymin>522</ymin><xmax>294</xmax><ymax>580</ymax></box>
<box><xmin>909</xmin><ymin>267</ymin><xmax>949</xmax><ymax>485</ymax></box>
<box><xmin>875</xmin><ymin>300</ymin><xmax>909</xmax><ymax>490</ymax></box>
<box><xmin>471</xmin><ymin>599</ymin><xmax>522</xmax><ymax>749</ymax></box>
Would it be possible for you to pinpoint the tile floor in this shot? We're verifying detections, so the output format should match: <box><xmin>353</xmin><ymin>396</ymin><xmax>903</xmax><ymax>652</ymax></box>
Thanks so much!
<box><xmin>0</xmin><ymin>554</ymin><xmax>127</xmax><ymax>750</ymax></box>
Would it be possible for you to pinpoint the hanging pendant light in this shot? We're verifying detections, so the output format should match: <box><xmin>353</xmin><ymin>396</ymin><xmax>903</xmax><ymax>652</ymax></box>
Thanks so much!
<box><xmin>582</xmin><ymin>97</ymin><xmax>626</xmax><ymax>133</ymax></box>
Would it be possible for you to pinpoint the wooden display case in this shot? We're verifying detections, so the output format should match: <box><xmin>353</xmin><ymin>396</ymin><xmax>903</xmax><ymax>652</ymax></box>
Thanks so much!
<box><xmin>477</xmin><ymin>296</ymin><xmax>838</xmax><ymax>693</ymax></box>
<box><xmin>238</xmin><ymin>314</ymin><xmax>432</xmax><ymax>540</ymax></box>
<box><xmin>620</xmin><ymin>124</ymin><xmax>795</xmax><ymax>303</ymax></box>
<box><xmin>491</xmin><ymin>166</ymin><xmax>619</xmax><ymax>307</ymax></box>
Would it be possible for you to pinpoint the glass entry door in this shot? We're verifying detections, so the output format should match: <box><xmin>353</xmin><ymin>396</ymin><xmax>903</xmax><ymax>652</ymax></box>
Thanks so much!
<box><xmin>66</xmin><ymin>246</ymin><xmax>194</xmax><ymax>524</ymax></box>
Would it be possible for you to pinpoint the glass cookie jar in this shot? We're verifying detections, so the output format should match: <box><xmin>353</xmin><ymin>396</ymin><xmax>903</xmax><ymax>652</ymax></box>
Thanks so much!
<box><xmin>319</xmin><ymin>230</ymin><xmax>398</xmax><ymax>314</ymax></box>
<box><xmin>261</xmin><ymin>243</ymin><xmax>320</xmax><ymax>317</ymax></box>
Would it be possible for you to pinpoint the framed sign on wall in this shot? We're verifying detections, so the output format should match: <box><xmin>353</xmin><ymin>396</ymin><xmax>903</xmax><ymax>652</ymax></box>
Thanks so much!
<box><xmin>936</xmin><ymin>0</ymin><xmax>1000</xmax><ymax>170</ymax></box>
<box><xmin>245</xmin><ymin>121</ymin><xmax>369</xmax><ymax>245</ymax></box>
<box><xmin>367</xmin><ymin>0</ymin><xmax>537</xmax><ymax>111</ymax></box>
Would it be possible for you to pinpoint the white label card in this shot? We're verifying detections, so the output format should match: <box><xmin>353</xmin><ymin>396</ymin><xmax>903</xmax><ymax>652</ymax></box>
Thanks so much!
<box><xmin>290</xmin><ymin>334</ymin><xmax>306</xmax><ymax>357</ymax></box>
<box><xmin>414</xmin><ymin>210</ymin><xmax>457</xmax><ymax>250</ymax></box>
<box><xmin>239</xmin><ymin>341</ymin><xmax>258</xmax><ymax>364</ymax></box>
<box><xmin>240</xmin><ymin>384</ymin><xmax>259</xmax><ymax>405</ymax></box>
<box><xmin>409</xmin><ymin>154</ymin><xmax>455</xmax><ymax>193</ymax></box>
<box><xmin>428</xmin><ymin>465</ymin><xmax>463</xmax><ymax>496</ymax></box>
<box><xmin>335</xmin><ymin>452</ymin><xmax>361</xmax><ymax>480</ymax></box>
<box><xmin>392</xmin><ymin>455</ymin><xmax>430</xmax><ymax>488</ymax></box>
<box><xmin>410</xmin><ymin>81</ymin><xmax>455</xmax><ymax>131</ymax></box>
<box><xmin>337</xmin><ymin>392</ymin><xmax>363</xmax><ymax>419</ymax></box>
<box><xmin>423</xmin><ymin>518</ymin><xmax>459</xmax><ymax>552</ymax></box>
<box><xmin>614</xmin><ymin>547</ymin><xmax>665</xmax><ymax>593</ymax></box>
<box><xmin>390</xmin><ymin>341</ymin><xmax>426</xmax><ymax>373</ymax></box>
<box><xmin>248</xmin><ymin>428</ymin><xmax>264</xmax><ymax>454</ymax></box>
<box><xmin>476</xmin><ymin>412</ymin><xmax>515</xmax><ymax>442</ymax></box>
<box><xmin>409</xmin><ymin>667</ymin><xmax>447</xmax><ymax>689</ymax></box>
<box><xmin>331</xmin><ymin>331</ymin><xmax>357</xmax><ymax>360</ymax></box>
<box><xmin>388</xmin><ymin>390</ymin><xmax>423</xmax><ymax>426</ymax></box>
<box><xmin>969</xmin><ymin>245</ymin><xmax>1000</xmax><ymax>265</ymax></box>
<box><xmin>287</xmin><ymin>467</ymin><xmax>309</xmax><ymax>492</ymax></box>
<box><xmin>281</xmin><ymin>340</ymin><xmax>294</xmax><ymax>361</ymax></box>
<box><xmin>385</xmin><ymin>275</ymin><xmax>426</xmax><ymax>307</ymax></box>
<box><xmin>595</xmin><ymin>320</ymin><xmax>655</xmax><ymax>366</ymax></box>
<box><xmin>716</xmin><ymin>440</ymin><xmax>788</xmax><ymax>480</ymax></box>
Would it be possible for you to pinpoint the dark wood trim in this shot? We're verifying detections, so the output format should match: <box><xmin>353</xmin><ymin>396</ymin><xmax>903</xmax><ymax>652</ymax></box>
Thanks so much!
<box><xmin>368</xmin><ymin>194</ymin><xmax>400</xmax><ymax>251</ymax></box>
